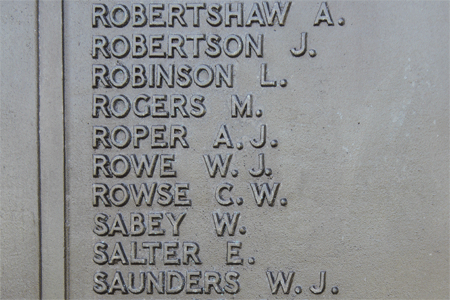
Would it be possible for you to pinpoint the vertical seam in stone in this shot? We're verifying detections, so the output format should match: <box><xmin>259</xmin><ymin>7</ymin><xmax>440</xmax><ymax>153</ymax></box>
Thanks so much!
<box><xmin>36</xmin><ymin>0</ymin><xmax>42</xmax><ymax>298</ymax></box>
<box><xmin>62</xmin><ymin>0</ymin><xmax>69</xmax><ymax>298</ymax></box>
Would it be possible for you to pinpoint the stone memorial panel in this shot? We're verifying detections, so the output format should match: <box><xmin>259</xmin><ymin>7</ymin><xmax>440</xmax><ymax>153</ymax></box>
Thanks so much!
<box><xmin>6</xmin><ymin>0</ymin><xmax>444</xmax><ymax>298</ymax></box>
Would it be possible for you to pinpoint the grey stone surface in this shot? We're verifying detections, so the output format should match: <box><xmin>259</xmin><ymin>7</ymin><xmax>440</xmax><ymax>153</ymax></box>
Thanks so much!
<box><xmin>64</xmin><ymin>1</ymin><xmax>449</xmax><ymax>298</ymax></box>
<box><xmin>1</xmin><ymin>1</ymin><xmax>40</xmax><ymax>299</ymax></box>
<box><xmin>38</xmin><ymin>0</ymin><xmax>65</xmax><ymax>298</ymax></box>
<box><xmin>0</xmin><ymin>1</ymin><xmax>448</xmax><ymax>299</ymax></box>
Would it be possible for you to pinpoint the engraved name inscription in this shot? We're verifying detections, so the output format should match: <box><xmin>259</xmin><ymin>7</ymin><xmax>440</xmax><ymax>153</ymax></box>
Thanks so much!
<box><xmin>90</xmin><ymin>1</ymin><xmax>343</xmax><ymax>296</ymax></box>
